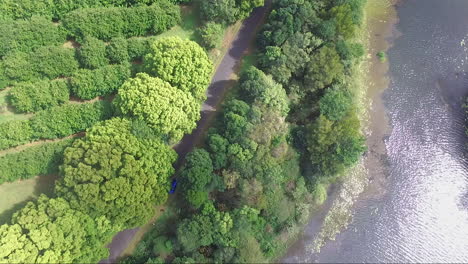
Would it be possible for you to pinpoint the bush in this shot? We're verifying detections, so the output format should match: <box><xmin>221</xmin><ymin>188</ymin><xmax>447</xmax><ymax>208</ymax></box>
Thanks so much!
<box><xmin>107</xmin><ymin>37</ymin><xmax>130</xmax><ymax>63</ymax></box>
<box><xmin>0</xmin><ymin>139</ymin><xmax>74</xmax><ymax>184</ymax></box>
<box><xmin>0</xmin><ymin>16</ymin><xmax>65</xmax><ymax>57</ymax></box>
<box><xmin>78</xmin><ymin>37</ymin><xmax>109</xmax><ymax>69</ymax></box>
<box><xmin>70</xmin><ymin>64</ymin><xmax>131</xmax><ymax>100</ymax></box>
<box><xmin>197</xmin><ymin>22</ymin><xmax>224</xmax><ymax>49</ymax></box>
<box><xmin>2</xmin><ymin>46</ymin><xmax>79</xmax><ymax>84</ymax></box>
<box><xmin>31</xmin><ymin>101</ymin><xmax>112</xmax><ymax>139</ymax></box>
<box><xmin>61</xmin><ymin>1</ymin><xmax>181</xmax><ymax>41</ymax></box>
<box><xmin>30</xmin><ymin>101</ymin><xmax>114</xmax><ymax>139</ymax></box>
<box><xmin>0</xmin><ymin>120</ymin><xmax>33</xmax><ymax>150</ymax></box>
<box><xmin>9</xmin><ymin>79</ymin><xmax>70</xmax><ymax>113</ymax></box>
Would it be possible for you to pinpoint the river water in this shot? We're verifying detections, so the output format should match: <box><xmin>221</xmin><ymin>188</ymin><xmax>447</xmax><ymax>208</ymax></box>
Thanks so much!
<box><xmin>283</xmin><ymin>0</ymin><xmax>468</xmax><ymax>262</ymax></box>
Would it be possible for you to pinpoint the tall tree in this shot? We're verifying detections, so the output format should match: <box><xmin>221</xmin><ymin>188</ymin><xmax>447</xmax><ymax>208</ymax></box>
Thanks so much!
<box><xmin>144</xmin><ymin>37</ymin><xmax>213</xmax><ymax>101</ymax></box>
<box><xmin>56</xmin><ymin>118</ymin><xmax>177</xmax><ymax>228</ymax></box>
<box><xmin>114</xmin><ymin>73</ymin><xmax>201</xmax><ymax>142</ymax></box>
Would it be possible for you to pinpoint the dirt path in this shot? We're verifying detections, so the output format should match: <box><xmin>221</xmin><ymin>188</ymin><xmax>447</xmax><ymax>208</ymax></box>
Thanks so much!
<box><xmin>100</xmin><ymin>3</ymin><xmax>271</xmax><ymax>263</ymax></box>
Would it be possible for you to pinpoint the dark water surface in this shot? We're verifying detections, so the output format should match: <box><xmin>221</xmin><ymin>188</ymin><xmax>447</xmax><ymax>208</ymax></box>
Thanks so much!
<box><xmin>285</xmin><ymin>0</ymin><xmax>468</xmax><ymax>262</ymax></box>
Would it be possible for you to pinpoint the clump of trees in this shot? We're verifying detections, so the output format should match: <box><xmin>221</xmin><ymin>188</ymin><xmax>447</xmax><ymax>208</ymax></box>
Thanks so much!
<box><xmin>198</xmin><ymin>0</ymin><xmax>264</xmax><ymax>25</ymax></box>
<box><xmin>0</xmin><ymin>195</ymin><xmax>116</xmax><ymax>263</ymax></box>
<box><xmin>115</xmin><ymin>73</ymin><xmax>201</xmax><ymax>142</ymax></box>
<box><xmin>144</xmin><ymin>37</ymin><xmax>213</xmax><ymax>101</ymax></box>
<box><xmin>56</xmin><ymin>117</ymin><xmax>177</xmax><ymax>228</ymax></box>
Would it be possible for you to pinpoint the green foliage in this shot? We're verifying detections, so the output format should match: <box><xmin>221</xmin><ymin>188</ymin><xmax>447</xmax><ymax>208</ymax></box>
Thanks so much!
<box><xmin>312</xmin><ymin>183</ymin><xmax>327</xmax><ymax>205</ymax></box>
<box><xmin>30</xmin><ymin>101</ymin><xmax>113</xmax><ymax>139</ymax></box>
<box><xmin>329</xmin><ymin>4</ymin><xmax>357</xmax><ymax>39</ymax></box>
<box><xmin>56</xmin><ymin>118</ymin><xmax>177</xmax><ymax>228</ymax></box>
<box><xmin>177</xmin><ymin>202</ymin><xmax>234</xmax><ymax>252</ymax></box>
<box><xmin>182</xmin><ymin>149</ymin><xmax>214</xmax><ymax>190</ymax></box>
<box><xmin>199</xmin><ymin>0</ymin><xmax>264</xmax><ymax>25</ymax></box>
<box><xmin>0</xmin><ymin>120</ymin><xmax>33</xmax><ymax>150</ymax></box>
<box><xmin>305</xmin><ymin>45</ymin><xmax>344</xmax><ymax>91</ymax></box>
<box><xmin>78</xmin><ymin>37</ymin><xmax>109</xmax><ymax>69</ymax></box>
<box><xmin>0</xmin><ymin>139</ymin><xmax>73</xmax><ymax>187</ymax></box>
<box><xmin>307</xmin><ymin>113</ymin><xmax>366</xmax><ymax>177</ymax></box>
<box><xmin>207</xmin><ymin>133</ymin><xmax>229</xmax><ymax>169</ymax></box>
<box><xmin>152</xmin><ymin>236</ymin><xmax>173</xmax><ymax>258</ymax></box>
<box><xmin>144</xmin><ymin>37</ymin><xmax>213</xmax><ymax>101</ymax></box>
<box><xmin>61</xmin><ymin>1</ymin><xmax>181</xmax><ymax>41</ymax></box>
<box><xmin>9</xmin><ymin>79</ymin><xmax>70</xmax><ymax>113</ymax></box>
<box><xmin>0</xmin><ymin>16</ymin><xmax>65</xmax><ymax>57</ymax></box>
<box><xmin>115</xmin><ymin>73</ymin><xmax>200</xmax><ymax>142</ymax></box>
<box><xmin>70</xmin><ymin>64</ymin><xmax>130</xmax><ymax>100</ymax></box>
<box><xmin>181</xmin><ymin>149</ymin><xmax>214</xmax><ymax>207</ymax></box>
<box><xmin>106</xmin><ymin>37</ymin><xmax>130</xmax><ymax>64</ymax></box>
<box><xmin>239</xmin><ymin>67</ymin><xmax>289</xmax><ymax>116</ymax></box>
<box><xmin>127</xmin><ymin>37</ymin><xmax>157</xmax><ymax>60</ymax></box>
<box><xmin>377</xmin><ymin>51</ymin><xmax>387</xmax><ymax>62</ymax></box>
<box><xmin>319</xmin><ymin>88</ymin><xmax>352</xmax><ymax>121</ymax></box>
<box><xmin>2</xmin><ymin>46</ymin><xmax>79</xmax><ymax>85</ymax></box>
<box><xmin>0</xmin><ymin>195</ymin><xmax>116</xmax><ymax>263</ymax></box>
<box><xmin>0</xmin><ymin>102</ymin><xmax>111</xmax><ymax>150</ymax></box>
<box><xmin>197</xmin><ymin>22</ymin><xmax>224</xmax><ymax>50</ymax></box>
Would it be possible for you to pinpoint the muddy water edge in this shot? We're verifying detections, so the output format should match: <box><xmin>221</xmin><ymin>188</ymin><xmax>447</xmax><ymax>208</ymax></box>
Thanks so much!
<box><xmin>281</xmin><ymin>1</ymin><xmax>399</xmax><ymax>262</ymax></box>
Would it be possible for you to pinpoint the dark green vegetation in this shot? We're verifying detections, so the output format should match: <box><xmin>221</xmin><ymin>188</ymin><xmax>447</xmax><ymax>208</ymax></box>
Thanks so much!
<box><xmin>0</xmin><ymin>101</ymin><xmax>112</xmax><ymax>150</ymax></box>
<box><xmin>121</xmin><ymin>0</ymin><xmax>367</xmax><ymax>263</ymax></box>
<box><xmin>0</xmin><ymin>139</ymin><xmax>74</xmax><ymax>185</ymax></box>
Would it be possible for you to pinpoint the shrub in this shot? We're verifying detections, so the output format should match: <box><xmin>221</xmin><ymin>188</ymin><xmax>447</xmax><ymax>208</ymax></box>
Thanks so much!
<box><xmin>70</xmin><ymin>64</ymin><xmax>131</xmax><ymax>99</ymax></box>
<box><xmin>0</xmin><ymin>139</ymin><xmax>74</xmax><ymax>184</ymax></box>
<box><xmin>61</xmin><ymin>1</ymin><xmax>181</xmax><ymax>41</ymax></box>
<box><xmin>127</xmin><ymin>36</ymin><xmax>157</xmax><ymax>60</ymax></box>
<box><xmin>0</xmin><ymin>16</ymin><xmax>65</xmax><ymax>57</ymax></box>
<box><xmin>2</xmin><ymin>46</ymin><xmax>79</xmax><ymax>84</ymax></box>
<box><xmin>107</xmin><ymin>37</ymin><xmax>130</xmax><ymax>63</ymax></box>
<box><xmin>9</xmin><ymin>79</ymin><xmax>70</xmax><ymax>113</ymax></box>
<box><xmin>197</xmin><ymin>22</ymin><xmax>224</xmax><ymax>49</ymax></box>
<box><xmin>78</xmin><ymin>37</ymin><xmax>109</xmax><ymax>69</ymax></box>
<box><xmin>0</xmin><ymin>120</ymin><xmax>33</xmax><ymax>150</ymax></box>
<box><xmin>30</xmin><ymin>101</ymin><xmax>113</xmax><ymax>139</ymax></box>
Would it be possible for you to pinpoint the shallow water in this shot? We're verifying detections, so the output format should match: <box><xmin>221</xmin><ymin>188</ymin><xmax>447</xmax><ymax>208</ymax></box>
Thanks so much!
<box><xmin>283</xmin><ymin>0</ymin><xmax>468</xmax><ymax>262</ymax></box>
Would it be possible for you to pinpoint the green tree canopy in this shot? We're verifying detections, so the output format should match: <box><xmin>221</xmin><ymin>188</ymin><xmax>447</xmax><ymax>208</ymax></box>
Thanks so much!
<box><xmin>307</xmin><ymin>113</ymin><xmax>366</xmax><ymax>177</ymax></box>
<box><xmin>305</xmin><ymin>45</ymin><xmax>344</xmax><ymax>91</ymax></box>
<box><xmin>0</xmin><ymin>195</ymin><xmax>116</xmax><ymax>263</ymax></box>
<box><xmin>144</xmin><ymin>37</ymin><xmax>213</xmax><ymax>101</ymax></box>
<box><xmin>239</xmin><ymin>67</ymin><xmax>289</xmax><ymax>116</ymax></box>
<box><xmin>319</xmin><ymin>87</ymin><xmax>352</xmax><ymax>121</ymax></box>
<box><xmin>56</xmin><ymin>117</ymin><xmax>177</xmax><ymax>228</ymax></box>
<box><xmin>115</xmin><ymin>73</ymin><xmax>201</xmax><ymax>142</ymax></box>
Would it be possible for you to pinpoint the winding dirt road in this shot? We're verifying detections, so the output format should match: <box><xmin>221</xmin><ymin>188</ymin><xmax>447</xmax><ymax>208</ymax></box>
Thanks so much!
<box><xmin>100</xmin><ymin>3</ymin><xmax>270</xmax><ymax>263</ymax></box>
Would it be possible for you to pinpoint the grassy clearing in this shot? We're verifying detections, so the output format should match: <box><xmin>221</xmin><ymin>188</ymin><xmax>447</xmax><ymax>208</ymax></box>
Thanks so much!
<box><xmin>0</xmin><ymin>89</ymin><xmax>32</xmax><ymax>124</ymax></box>
<box><xmin>154</xmin><ymin>6</ymin><xmax>198</xmax><ymax>41</ymax></box>
<box><xmin>0</xmin><ymin>174</ymin><xmax>58</xmax><ymax>224</ymax></box>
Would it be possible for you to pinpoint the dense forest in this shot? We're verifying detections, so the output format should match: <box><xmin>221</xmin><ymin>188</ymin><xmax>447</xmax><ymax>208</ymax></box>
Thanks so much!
<box><xmin>0</xmin><ymin>0</ymin><xmax>367</xmax><ymax>263</ymax></box>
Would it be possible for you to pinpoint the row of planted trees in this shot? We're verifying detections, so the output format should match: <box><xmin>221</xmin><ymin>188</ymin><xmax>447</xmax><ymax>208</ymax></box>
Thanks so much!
<box><xmin>0</xmin><ymin>37</ymin><xmax>213</xmax><ymax>263</ymax></box>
